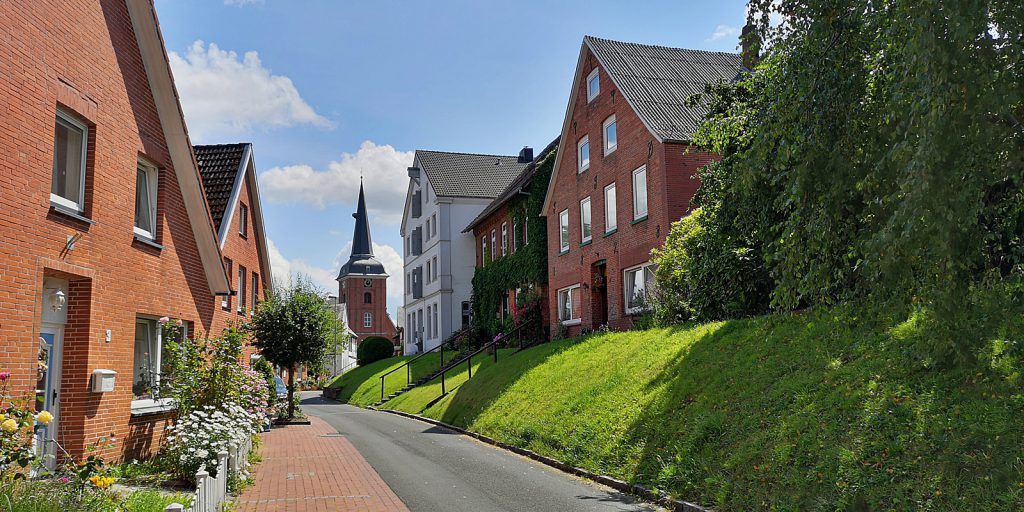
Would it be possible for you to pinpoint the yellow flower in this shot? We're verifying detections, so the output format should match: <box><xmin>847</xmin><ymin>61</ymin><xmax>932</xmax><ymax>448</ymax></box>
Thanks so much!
<box><xmin>1</xmin><ymin>419</ymin><xmax>17</xmax><ymax>433</ymax></box>
<box><xmin>36</xmin><ymin>411</ymin><xmax>53</xmax><ymax>425</ymax></box>
<box><xmin>88</xmin><ymin>475</ymin><xmax>115</xmax><ymax>489</ymax></box>
<box><xmin>0</xmin><ymin>413</ymin><xmax>5</xmax><ymax>422</ymax></box>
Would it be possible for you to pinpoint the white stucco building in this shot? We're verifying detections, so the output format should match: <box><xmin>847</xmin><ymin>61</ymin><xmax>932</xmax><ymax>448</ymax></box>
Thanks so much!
<box><xmin>401</xmin><ymin>149</ymin><xmax>531</xmax><ymax>353</ymax></box>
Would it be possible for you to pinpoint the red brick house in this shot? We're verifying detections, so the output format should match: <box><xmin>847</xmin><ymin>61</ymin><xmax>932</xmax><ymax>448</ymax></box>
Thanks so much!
<box><xmin>541</xmin><ymin>36</ymin><xmax>743</xmax><ymax>335</ymax></box>
<box><xmin>463</xmin><ymin>140</ymin><xmax>559</xmax><ymax>335</ymax></box>
<box><xmin>195</xmin><ymin>143</ymin><xmax>274</xmax><ymax>361</ymax></box>
<box><xmin>0</xmin><ymin>0</ymin><xmax>249</xmax><ymax>463</ymax></box>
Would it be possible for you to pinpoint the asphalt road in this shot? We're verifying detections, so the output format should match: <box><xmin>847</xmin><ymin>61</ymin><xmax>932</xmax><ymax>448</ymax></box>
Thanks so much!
<box><xmin>300</xmin><ymin>393</ymin><xmax>662</xmax><ymax>512</ymax></box>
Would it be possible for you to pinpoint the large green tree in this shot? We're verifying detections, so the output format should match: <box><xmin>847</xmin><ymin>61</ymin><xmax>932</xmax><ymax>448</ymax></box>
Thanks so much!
<box><xmin>683</xmin><ymin>0</ymin><xmax>1023</xmax><ymax>363</ymax></box>
<box><xmin>248</xmin><ymin>276</ymin><xmax>337</xmax><ymax>418</ymax></box>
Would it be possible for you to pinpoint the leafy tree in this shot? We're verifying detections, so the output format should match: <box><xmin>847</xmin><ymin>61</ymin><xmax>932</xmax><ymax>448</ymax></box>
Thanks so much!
<box><xmin>676</xmin><ymin>0</ymin><xmax>1023</xmax><ymax>363</ymax></box>
<box><xmin>248</xmin><ymin>276</ymin><xmax>337</xmax><ymax>418</ymax></box>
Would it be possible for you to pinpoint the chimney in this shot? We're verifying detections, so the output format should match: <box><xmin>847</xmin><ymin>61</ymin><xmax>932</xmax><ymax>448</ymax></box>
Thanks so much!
<box><xmin>518</xmin><ymin>146</ymin><xmax>534</xmax><ymax>163</ymax></box>
<box><xmin>741</xmin><ymin>23</ymin><xmax>760</xmax><ymax>70</ymax></box>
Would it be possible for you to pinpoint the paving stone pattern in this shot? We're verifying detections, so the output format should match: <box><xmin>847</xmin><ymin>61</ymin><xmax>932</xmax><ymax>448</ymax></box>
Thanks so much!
<box><xmin>237</xmin><ymin>416</ymin><xmax>409</xmax><ymax>512</ymax></box>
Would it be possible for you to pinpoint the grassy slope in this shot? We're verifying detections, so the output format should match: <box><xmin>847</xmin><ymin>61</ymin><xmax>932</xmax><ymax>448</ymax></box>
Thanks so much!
<box><xmin>382</xmin><ymin>348</ymin><xmax>515</xmax><ymax>412</ymax></box>
<box><xmin>327</xmin><ymin>351</ymin><xmax>478</xmax><ymax>406</ymax></box>
<box><xmin>385</xmin><ymin>309</ymin><xmax>1024</xmax><ymax>511</ymax></box>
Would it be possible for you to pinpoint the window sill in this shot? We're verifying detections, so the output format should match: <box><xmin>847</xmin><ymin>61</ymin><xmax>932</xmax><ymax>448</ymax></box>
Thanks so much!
<box><xmin>603</xmin><ymin>228</ymin><xmax>618</xmax><ymax>237</ymax></box>
<box><xmin>558</xmin><ymin>249</ymin><xmax>570</xmax><ymax>256</ymax></box>
<box><xmin>130</xmin><ymin>398</ymin><xmax>176</xmax><ymax>417</ymax></box>
<box><xmin>604</xmin><ymin>146</ymin><xmax>617</xmax><ymax>157</ymax></box>
<box><xmin>132</xmin><ymin>234</ymin><xmax>164</xmax><ymax>251</ymax></box>
<box><xmin>579</xmin><ymin>240</ymin><xmax>592</xmax><ymax>247</ymax></box>
<box><xmin>561</xmin><ymin>319</ymin><xmax>582</xmax><ymax>326</ymax></box>
<box><xmin>49</xmin><ymin>202</ymin><xmax>95</xmax><ymax>225</ymax></box>
<box><xmin>631</xmin><ymin>215</ymin><xmax>649</xmax><ymax>225</ymax></box>
<box><xmin>578</xmin><ymin>166</ymin><xmax>589</xmax><ymax>174</ymax></box>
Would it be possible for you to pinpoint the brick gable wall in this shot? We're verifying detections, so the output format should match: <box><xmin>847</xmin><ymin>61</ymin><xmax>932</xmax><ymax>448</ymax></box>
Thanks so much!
<box><xmin>545</xmin><ymin>46</ymin><xmax>718</xmax><ymax>335</ymax></box>
<box><xmin>0</xmin><ymin>0</ymin><xmax>232</xmax><ymax>462</ymax></box>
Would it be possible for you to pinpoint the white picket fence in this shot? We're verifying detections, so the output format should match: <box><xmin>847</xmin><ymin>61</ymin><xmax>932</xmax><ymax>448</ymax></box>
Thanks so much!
<box><xmin>165</xmin><ymin>436</ymin><xmax>253</xmax><ymax>512</ymax></box>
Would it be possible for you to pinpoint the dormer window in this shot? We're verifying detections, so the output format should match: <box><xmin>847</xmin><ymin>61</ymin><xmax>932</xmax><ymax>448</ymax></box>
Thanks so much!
<box><xmin>586</xmin><ymin>68</ymin><xmax>600</xmax><ymax>102</ymax></box>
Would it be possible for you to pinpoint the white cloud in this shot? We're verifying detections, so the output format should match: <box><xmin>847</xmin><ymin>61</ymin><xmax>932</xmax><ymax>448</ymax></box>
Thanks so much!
<box><xmin>708</xmin><ymin>24</ymin><xmax>740</xmax><ymax>42</ymax></box>
<box><xmin>267</xmin><ymin>238</ymin><xmax>405</xmax><ymax>318</ymax></box>
<box><xmin>259</xmin><ymin>141</ymin><xmax>415</xmax><ymax>224</ymax></box>
<box><xmin>169</xmin><ymin>41</ymin><xmax>332</xmax><ymax>140</ymax></box>
<box><xmin>224</xmin><ymin>0</ymin><xmax>261</xmax><ymax>5</ymax></box>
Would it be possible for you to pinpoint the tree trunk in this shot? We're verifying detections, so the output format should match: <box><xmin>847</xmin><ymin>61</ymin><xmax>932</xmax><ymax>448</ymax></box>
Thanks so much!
<box><xmin>287</xmin><ymin>364</ymin><xmax>295</xmax><ymax>419</ymax></box>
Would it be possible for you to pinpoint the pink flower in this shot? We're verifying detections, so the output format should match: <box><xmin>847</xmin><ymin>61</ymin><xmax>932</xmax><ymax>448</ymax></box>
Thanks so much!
<box><xmin>0</xmin><ymin>371</ymin><xmax>9</xmax><ymax>381</ymax></box>
<box><xmin>175</xmin><ymin>319</ymin><xmax>183</xmax><ymax>327</ymax></box>
<box><xmin>159</xmin><ymin>316</ymin><xmax>170</xmax><ymax>323</ymax></box>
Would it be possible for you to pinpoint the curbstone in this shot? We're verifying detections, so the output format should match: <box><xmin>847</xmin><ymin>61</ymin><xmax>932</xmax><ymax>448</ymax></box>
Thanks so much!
<box><xmin>371</xmin><ymin>407</ymin><xmax>712</xmax><ymax>512</ymax></box>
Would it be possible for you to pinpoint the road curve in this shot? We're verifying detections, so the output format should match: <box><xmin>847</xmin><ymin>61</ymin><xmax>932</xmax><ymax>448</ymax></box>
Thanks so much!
<box><xmin>301</xmin><ymin>393</ymin><xmax>662</xmax><ymax>512</ymax></box>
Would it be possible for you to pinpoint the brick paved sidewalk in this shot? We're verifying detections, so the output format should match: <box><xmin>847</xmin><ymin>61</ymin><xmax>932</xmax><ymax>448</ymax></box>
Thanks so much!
<box><xmin>236</xmin><ymin>416</ymin><xmax>409</xmax><ymax>512</ymax></box>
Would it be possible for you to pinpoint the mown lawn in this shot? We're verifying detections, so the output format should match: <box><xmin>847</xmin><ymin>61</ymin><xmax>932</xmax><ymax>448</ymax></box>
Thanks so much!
<box><xmin>384</xmin><ymin>308</ymin><xmax>1024</xmax><ymax>511</ymax></box>
<box><xmin>382</xmin><ymin>348</ymin><xmax>515</xmax><ymax>413</ymax></box>
<box><xmin>326</xmin><ymin>351</ymin><xmax>464</xmax><ymax>406</ymax></box>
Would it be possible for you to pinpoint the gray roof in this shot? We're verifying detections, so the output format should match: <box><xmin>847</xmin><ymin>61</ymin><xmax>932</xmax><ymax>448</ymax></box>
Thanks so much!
<box><xmin>463</xmin><ymin>137</ymin><xmax>560</xmax><ymax>233</ymax></box>
<box><xmin>585</xmin><ymin>36</ymin><xmax>744</xmax><ymax>143</ymax></box>
<box><xmin>415</xmin><ymin>150</ymin><xmax>529</xmax><ymax>199</ymax></box>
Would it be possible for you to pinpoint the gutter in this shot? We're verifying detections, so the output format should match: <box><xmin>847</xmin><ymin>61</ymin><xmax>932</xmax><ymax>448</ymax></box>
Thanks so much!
<box><xmin>367</xmin><ymin>406</ymin><xmax>712</xmax><ymax>512</ymax></box>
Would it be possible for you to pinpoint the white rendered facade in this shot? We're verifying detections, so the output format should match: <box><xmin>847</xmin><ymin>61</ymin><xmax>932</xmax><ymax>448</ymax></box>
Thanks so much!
<box><xmin>400</xmin><ymin>163</ymin><xmax>490</xmax><ymax>354</ymax></box>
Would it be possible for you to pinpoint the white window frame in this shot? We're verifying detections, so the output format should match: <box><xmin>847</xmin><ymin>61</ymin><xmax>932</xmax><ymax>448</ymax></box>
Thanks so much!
<box><xmin>237</xmin><ymin>266</ymin><xmax>247</xmax><ymax>314</ymax></box>
<box><xmin>432</xmin><ymin>213</ymin><xmax>437</xmax><ymax>237</ymax></box>
<box><xmin>603</xmin><ymin>115</ymin><xmax>617</xmax><ymax>155</ymax></box>
<box><xmin>426</xmin><ymin>307</ymin><xmax>432</xmax><ymax>339</ymax></box>
<box><xmin>239</xmin><ymin>203</ymin><xmax>248</xmax><ymax>237</ymax></box>
<box><xmin>364</xmin><ymin>312</ymin><xmax>373</xmax><ymax>328</ymax></box>
<box><xmin>490</xmin><ymin>229</ymin><xmax>496</xmax><ymax>260</ymax></box>
<box><xmin>624</xmin><ymin>262</ymin><xmax>657</xmax><ymax>314</ymax></box>
<box><xmin>426</xmin><ymin>259</ymin><xmax>432</xmax><ymax>283</ymax></box>
<box><xmin>131</xmin><ymin>316</ymin><xmax>182</xmax><ymax>414</ymax></box>
<box><xmin>580</xmin><ymin>197</ymin><xmax>592</xmax><ymax>243</ymax></box>
<box><xmin>557</xmin><ymin>285</ymin><xmax>582</xmax><ymax>325</ymax></box>
<box><xmin>134</xmin><ymin>159</ymin><xmax>159</xmax><ymax>240</ymax></box>
<box><xmin>482</xmin><ymin>236</ymin><xmax>488</xmax><ymax>264</ymax></box>
<box><xmin>586</xmin><ymin>68</ymin><xmax>600</xmax><ymax>102</ymax></box>
<box><xmin>577</xmin><ymin>136</ymin><xmax>590</xmax><ymax>173</ymax></box>
<box><xmin>51</xmin><ymin>110</ymin><xmax>89</xmax><ymax>212</ymax></box>
<box><xmin>632</xmin><ymin>165</ymin><xmax>648</xmax><ymax>220</ymax></box>
<box><xmin>604</xmin><ymin>183</ymin><xmax>617</xmax><ymax>233</ymax></box>
<box><xmin>559</xmin><ymin>209</ymin><xmax>570</xmax><ymax>253</ymax></box>
<box><xmin>432</xmin><ymin>305</ymin><xmax>439</xmax><ymax>338</ymax></box>
<box><xmin>512</xmin><ymin>220</ymin><xmax>519</xmax><ymax>252</ymax></box>
<box><xmin>501</xmin><ymin>222</ymin><xmax>508</xmax><ymax>256</ymax></box>
<box><xmin>432</xmin><ymin>256</ymin><xmax>438</xmax><ymax>281</ymax></box>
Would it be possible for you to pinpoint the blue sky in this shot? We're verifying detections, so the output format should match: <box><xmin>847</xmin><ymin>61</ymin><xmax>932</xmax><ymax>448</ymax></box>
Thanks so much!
<box><xmin>154</xmin><ymin>0</ymin><xmax>748</xmax><ymax>316</ymax></box>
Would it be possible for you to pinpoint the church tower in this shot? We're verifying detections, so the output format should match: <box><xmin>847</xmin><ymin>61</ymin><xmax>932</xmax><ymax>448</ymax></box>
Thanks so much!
<box><xmin>336</xmin><ymin>182</ymin><xmax>396</xmax><ymax>342</ymax></box>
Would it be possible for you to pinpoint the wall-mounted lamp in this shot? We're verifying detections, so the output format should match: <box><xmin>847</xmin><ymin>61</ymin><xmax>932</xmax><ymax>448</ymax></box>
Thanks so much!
<box><xmin>48</xmin><ymin>289</ymin><xmax>66</xmax><ymax>312</ymax></box>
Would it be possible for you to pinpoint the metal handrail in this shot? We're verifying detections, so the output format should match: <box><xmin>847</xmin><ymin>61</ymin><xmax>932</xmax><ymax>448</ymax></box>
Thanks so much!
<box><xmin>378</xmin><ymin>332</ymin><xmax>462</xmax><ymax>403</ymax></box>
<box><xmin>436</xmin><ymin>323</ymin><xmax>526</xmax><ymax>396</ymax></box>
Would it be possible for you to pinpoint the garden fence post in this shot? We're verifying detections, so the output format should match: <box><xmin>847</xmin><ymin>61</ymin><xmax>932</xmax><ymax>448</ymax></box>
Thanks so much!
<box><xmin>196</xmin><ymin>468</ymin><xmax>208</xmax><ymax>512</ymax></box>
<box><xmin>165</xmin><ymin>504</ymin><xmax>185</xmax><ymax>512</ymax></box>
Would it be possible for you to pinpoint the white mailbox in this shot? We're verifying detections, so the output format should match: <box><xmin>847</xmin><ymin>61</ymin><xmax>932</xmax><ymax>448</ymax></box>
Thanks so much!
<box><xmin>91</xmin><ymin>369</ymin><xmax>117</xmax><ymax>393</ymax></box>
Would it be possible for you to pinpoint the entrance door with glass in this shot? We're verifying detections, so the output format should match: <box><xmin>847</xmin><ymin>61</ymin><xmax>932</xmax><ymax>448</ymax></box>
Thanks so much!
<box><xmin>36</xmin><ymin>325</ymin><xmax>63</xmax><ymax>467</ymax></box>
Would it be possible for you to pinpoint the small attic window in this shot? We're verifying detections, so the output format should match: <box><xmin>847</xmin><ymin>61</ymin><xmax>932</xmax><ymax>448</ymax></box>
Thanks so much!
<box><xmin>587</xmin><ymin>68</ymin><xmax>600</xmax><ymax>102</ymax></box>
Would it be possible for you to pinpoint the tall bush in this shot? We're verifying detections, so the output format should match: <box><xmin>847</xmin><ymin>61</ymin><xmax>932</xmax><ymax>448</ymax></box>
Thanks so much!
<box><xmin>357</xmin><ymin>336</ymin><xmax>394</xmax><ymax>366</ymax></box>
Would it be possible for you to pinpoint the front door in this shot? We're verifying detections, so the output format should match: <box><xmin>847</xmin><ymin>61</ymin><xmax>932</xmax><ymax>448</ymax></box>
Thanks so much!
<box><xmin>591</xmin><ymin>262</ymin><xmax>608</xmax><ymax>328</ymax></box>
<box><xmin>36</xmin><ymin>325</ymin><xmax>63</xmax><ymax>469</ymax></box>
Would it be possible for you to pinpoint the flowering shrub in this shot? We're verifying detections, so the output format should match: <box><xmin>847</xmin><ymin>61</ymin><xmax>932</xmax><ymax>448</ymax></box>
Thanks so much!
<box><xmin>0</xmin><ymin>369</ymin><xmax>54</xmax><ymax>477</ymax></box>
<box><xmin>164</xmin><ymin>402</ymin><xmax>262</xmax><ymax>482</ymax></box>
<box><xmin>236</xmin><ymin>368</ymin><xmax>269</xmax><ymax>420</ymax></box>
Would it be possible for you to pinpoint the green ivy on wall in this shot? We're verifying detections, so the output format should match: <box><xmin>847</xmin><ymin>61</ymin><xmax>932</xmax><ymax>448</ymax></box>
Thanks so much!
<box><xmin>471</xmin><ymin>152</ymin><xmax>554</xmax><ymax>335</ymax></box>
